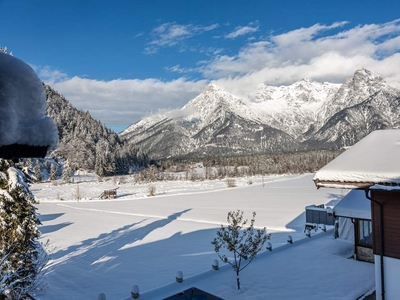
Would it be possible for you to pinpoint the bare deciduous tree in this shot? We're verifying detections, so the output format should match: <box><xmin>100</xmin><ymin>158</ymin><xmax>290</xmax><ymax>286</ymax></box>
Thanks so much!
<box><xmin>211</xmin><ymin>210</ymin><xmax>268</xmax><ymax>290</ymax></box>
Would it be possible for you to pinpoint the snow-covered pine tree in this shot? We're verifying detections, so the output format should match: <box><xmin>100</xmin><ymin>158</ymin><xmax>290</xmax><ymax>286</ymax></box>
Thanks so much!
<box><xmin>34</xmin><ymin>164</ymin><xmax>41</xmax><ymax>182</ymax></box>
<box><xmin>61</xmin><ymin>166</ymin><xmax>71</xmax><ymax>183</ymax></box>
<box><xmin>0</xmin><ymin>160</ymin><xmax>44</xmax><ymax>299</ymax></box>
<box><xmin>49</xmin><ymin>164</ymin><xmax>57</xmax><ymax>181</ymax></box>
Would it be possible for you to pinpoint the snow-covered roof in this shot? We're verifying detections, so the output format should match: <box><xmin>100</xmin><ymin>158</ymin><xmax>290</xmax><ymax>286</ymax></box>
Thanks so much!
<box><xmin>0</xmin><ymin>53</ymin><xmax>58</xmax><ymax>150</ymax></box>
<box><xmin>314</xmin><ymin>130</ymin><xmax>400</xmax><ymax>189</ymax></box>
<box><xmin>334</xmin><ymin>189</ymin><xmax>371</xmax><ymax>220</ymax></box>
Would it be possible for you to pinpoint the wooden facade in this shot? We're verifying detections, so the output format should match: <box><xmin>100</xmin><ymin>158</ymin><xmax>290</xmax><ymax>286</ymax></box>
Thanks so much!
<box><xmin>371</xmin><ymin>190</ymin><xmax>400</xmax><ymax>259</ymax></box>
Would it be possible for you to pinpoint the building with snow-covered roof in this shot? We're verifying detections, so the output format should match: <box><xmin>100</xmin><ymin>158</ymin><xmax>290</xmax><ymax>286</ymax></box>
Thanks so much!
<box><xmin>304</xmin><ymin>189</ymin><xmax>373</xmax><ymax>263</ymax></box>
<box><xmin>334</xmin><ymin>189</ymin><xmax>373</xmax><ymax>263</ymax></box>
<box><xmin>313</xmin><ymin>129</ymin><xmax>400</xmax><ymax>300</ymax></box>
<box><xmin>0</xmin><ymin>52</ymin><xmax>58</xmax><ymax>159</ymax></box>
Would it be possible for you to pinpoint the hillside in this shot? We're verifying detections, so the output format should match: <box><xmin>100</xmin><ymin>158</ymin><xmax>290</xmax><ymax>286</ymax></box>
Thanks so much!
<box><xmin>45</xmin><ymin>85</ymin><xmax>148</xmax><ymax>175</ymax></box>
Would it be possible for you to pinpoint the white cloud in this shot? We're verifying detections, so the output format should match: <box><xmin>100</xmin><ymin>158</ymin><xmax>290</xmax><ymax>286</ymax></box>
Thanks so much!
<box><xmin>145</xmin><ymin>22</ymin><xmax>219</xmax><ymax>54</ymax></box>
<box><xmin>33</xmin><ymin>65</ymin><xmax>69</xmax><ymax>85</ymax></box>
<box><xmin>225</xmin><ymin>23</ymin><xmax>259</xmax><ymax>39</ymax></box>
<box><xmin>49</xmin><ymin>76</ymin><xmax>208</xmax><ymax>125</ymax></box>
<box><xmin>271</xmin><ymin>21</ymin><xmax>348</xmax><ymax>46</ymax></box>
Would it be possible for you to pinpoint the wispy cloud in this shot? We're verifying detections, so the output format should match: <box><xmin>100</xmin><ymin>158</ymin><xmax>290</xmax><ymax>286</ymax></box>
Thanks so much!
<box><xmin>165</xmin><ymin>65</ymin><xmax>191</xmax><ymax>74</ymax></box>
<box><xmin>33</xmin><ymin>65</ymin><xmax>69</xmax><ymax>85</ymax></box>
<box><xmin>225</xmin><ymin>22</ymin><xmax>259</xmax><ymax>39</ymax></box>
<box><xmin>134</xmin><ymin>32</ymin><xmax>144</xmax><ymax>38</ymax></box>
<box><xmin>145</xmin><ymin>22</ymin><xmax>219</xmax><ymax>54</ymax></box>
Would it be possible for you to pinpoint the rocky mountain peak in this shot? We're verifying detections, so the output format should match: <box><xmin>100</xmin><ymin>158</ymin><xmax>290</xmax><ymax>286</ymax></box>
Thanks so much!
<box><xmin>347</xmin><ymin>68</ymin><xmax>387</xmax><ymax>91</ymax></box>
<box><xmin>202</xmin><ymin>82</ymin><xmax>223</xmax><ymax>93</ymax></box>
<box><xmin>318</xmin><ymin>68</ymin><xmax>393</xmax><ymax>122</ymax></box>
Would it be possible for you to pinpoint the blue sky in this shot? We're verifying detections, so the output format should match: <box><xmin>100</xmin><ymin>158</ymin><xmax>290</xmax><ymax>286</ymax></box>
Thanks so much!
<box><xmin>1</xmin><ymin>0</ymin><xmax>399</xmax><ymax>132</ymax></box>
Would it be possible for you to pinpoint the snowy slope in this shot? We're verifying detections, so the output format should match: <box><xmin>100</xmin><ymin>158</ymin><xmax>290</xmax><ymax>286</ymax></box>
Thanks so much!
<box><xmin>32</xmin><ymin>174</ymin><xmax>374</xmax><ymax>300</ymax></box>
<box><xmin>308</xmin><ymin>90</ymin><xmax>400</xmax><ymax>148</ymax></box>
<box><xmin>253</xmin><ymin>79</ymin><xmax>340</xmax><ymax>139</ymax></box>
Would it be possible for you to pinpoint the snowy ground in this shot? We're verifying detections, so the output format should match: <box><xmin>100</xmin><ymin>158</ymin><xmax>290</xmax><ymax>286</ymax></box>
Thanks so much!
<box><xmin>31</xmin><ymin>173</ymin><xmax>375</xmax><ymax>300</ymax></box>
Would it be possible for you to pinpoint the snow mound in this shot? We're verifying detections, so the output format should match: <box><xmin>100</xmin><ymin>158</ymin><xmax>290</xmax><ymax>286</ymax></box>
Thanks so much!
<box><xmin>0</xmin><ymin>53</ymin><xmax>58</xmax><ymax>149</ymax></box>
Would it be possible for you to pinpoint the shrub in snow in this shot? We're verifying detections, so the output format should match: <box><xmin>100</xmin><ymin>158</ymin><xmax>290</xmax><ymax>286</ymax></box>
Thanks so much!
<box><xmin>0</xmin><ymin>160</ymin><xmax>47</xmax><ymax>299</ymax></box>
<box><xmin>147</xmin><ymin>184</ymin><xmax>156</xmax><ymax>197</ymax></box>
<box><xmin>0</xmin><ymin>53</ymin><xmax>58</xmax><ymax>151</ymax></box>
<box><xmin>74</xmin><ymin>184</ymin><xmax>82</xmax><ymax>201</ymax></box>
<box><xmin>225</xmin><ymin>178</ymin><xmax>236</xmax><ymax>188</ymax></box>
<box><xmin>211</xmin><ymin>210</ymin><xmax>268</xmax><ymax>290</ymax></box>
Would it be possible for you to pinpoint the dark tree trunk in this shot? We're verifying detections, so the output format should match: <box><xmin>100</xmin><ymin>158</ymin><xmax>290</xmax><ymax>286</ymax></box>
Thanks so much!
<box><xmin>236</xmin><ymin>273</ymin><xmax>240</xmax><ymax>290</ymax></box>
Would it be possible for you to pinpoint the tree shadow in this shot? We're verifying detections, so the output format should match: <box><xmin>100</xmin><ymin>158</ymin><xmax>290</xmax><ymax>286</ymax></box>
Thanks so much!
<box><xmin>38</xmin><ymin>213</ymin><xmax>64</xmax><ymax>222</ymax></box>
<box><xmin>39</xmin><ymin>208</ymin><xmax>214</xmax><ymax>299</ymax></box>
<box><xmin>40</xmin><ymin>222</ymin><xmax>73</xmax><ymax>234</ymax></box>
<box><xmin>48</xmin><ymin>208</ymin><xmax>192</xmax><ymax>261</ymax></box>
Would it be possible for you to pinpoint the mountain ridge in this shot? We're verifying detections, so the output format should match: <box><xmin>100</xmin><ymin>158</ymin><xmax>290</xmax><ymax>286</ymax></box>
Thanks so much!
<box><xmin>120</xmin><ymin>69</ymin><xmax>400</xmax><ymax>159</ymax></box>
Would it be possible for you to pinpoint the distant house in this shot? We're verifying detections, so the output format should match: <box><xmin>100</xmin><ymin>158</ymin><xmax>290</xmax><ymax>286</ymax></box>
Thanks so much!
<box><xmin>313</xmin><ymin>129</ymin><xmax>400</xmax><ymax>300</ymax></box>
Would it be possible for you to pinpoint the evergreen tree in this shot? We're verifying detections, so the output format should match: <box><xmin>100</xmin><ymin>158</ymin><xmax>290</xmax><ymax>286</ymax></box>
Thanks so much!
<box><xmin>25</xmin><ymin>158</ymin><xmax>32</xmax><ymax>169</ymax></box>
<box><xmin>34</xmin><ymin>164</ymin><xmax>41</xmax><ymax>182</ymax></box>
<box><xmin>49</xmin><ymin>164</ymin><xmax>57</xmax><ymax>181</ymax></box>
<box><xmin>0</xmin><ymin>160</ymin><xmax>43</xmax><ymax>298</ymax></box>
<box><xmin>62</xmin><ymin>166</ymin><xmax>71</xmax><ymax>183</ymax></box>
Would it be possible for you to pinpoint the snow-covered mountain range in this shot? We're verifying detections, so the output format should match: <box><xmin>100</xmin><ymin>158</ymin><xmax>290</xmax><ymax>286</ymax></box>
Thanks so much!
<box><xmin>120</xmin><ymin>69</ymin><xmax>400</xmax><ymax>159</ymax></box>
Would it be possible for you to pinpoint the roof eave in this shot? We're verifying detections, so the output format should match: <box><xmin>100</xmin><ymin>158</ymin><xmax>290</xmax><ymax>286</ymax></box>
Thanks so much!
<box><xmin>313</xmin><ymin>179</ymin><xmax>374</xmax><ymax>190</ymax></box>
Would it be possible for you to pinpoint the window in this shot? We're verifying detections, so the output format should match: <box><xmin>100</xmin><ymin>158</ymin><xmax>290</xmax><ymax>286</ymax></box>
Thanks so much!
<box><xmin>357</xmin><ymin>220</ymin><xmax>373</xmax><ymax>247</ymax></box>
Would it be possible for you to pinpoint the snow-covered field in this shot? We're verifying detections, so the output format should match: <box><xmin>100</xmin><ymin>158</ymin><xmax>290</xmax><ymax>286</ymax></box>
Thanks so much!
<box><xmin>31</xmin><ymin>173</ymin><xmax>375</xmax><ymax>300</ymax></box>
